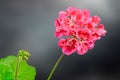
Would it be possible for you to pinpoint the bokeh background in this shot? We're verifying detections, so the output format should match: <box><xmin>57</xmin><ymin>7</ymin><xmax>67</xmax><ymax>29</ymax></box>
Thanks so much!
<box><xmin>0</xmin><ymin>0</ymin><xmax>120</xmax><ymax>80</ymax></box>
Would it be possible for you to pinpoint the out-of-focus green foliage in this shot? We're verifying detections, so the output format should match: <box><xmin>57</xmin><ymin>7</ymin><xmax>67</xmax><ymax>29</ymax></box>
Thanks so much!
<box><xmin>0</xmin><ymin>50</ymin><xmax>36</xmax><ymax>80</ymax></box>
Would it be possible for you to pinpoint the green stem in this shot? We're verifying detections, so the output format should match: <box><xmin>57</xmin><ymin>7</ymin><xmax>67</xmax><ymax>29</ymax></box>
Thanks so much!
<box><xmin>47</xmin><ymin>54</ymin><xmax>64</xmax><ymax>80</ymax></box>
<box><xmin>15</xmin><ymin>58</ymin><xmax>19</xmax><ymax>80</ymax></box>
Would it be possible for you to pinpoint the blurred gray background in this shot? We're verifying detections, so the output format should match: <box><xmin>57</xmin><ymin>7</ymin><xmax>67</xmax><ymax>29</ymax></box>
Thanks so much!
<box><xmin>0</xmin><ymin>0</ymin><xmax>120</xmax><ymax>80</ymax></box>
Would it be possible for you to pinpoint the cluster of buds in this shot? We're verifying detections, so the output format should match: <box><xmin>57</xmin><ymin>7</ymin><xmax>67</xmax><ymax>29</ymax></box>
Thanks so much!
<box><xmin>54</xmin><ymin>6</ymin><xmax>107</xmax><ymax>55</ymax></box>
<box><xmin>18</xmin><ymin>50</ymin><xmax>30</xmax><ymax>61</ymax></box>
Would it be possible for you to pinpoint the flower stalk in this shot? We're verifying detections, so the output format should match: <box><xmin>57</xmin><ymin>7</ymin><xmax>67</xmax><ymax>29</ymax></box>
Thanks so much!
<box><xmin>47</xmin><ymin>54</ymin><xmax>64</xmax><ymax>80</ymax></box>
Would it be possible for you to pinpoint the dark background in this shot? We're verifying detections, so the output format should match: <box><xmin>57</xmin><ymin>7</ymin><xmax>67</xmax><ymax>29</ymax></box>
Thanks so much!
<box><xmin>0</xmin><ymin>0</ymin><xmax>120</xmax><ymax>80</ymax></box>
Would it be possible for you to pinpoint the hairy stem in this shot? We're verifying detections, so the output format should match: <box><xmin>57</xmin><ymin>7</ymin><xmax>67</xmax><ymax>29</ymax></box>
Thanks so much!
<box><xmin>15</xmin><ymin>58</ymin><xmax>19</xmax><ymax>80</ymax></box>
<box><xmin>47</xmin><ymin>54</ymin><xmax>64</xmax><ymax>80</ymax></box>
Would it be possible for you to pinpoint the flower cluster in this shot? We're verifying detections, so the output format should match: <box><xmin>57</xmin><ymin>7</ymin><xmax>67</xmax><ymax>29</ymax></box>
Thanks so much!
<box><xmin>54</xmin><ymin>6</ymin><xmax>107</xmax><ymax>55</ymax></box>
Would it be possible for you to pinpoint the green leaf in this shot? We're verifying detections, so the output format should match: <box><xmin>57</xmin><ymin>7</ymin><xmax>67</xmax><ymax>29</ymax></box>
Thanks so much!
<box><xmin>17</xmin><ymin>61</ymin><xmax>36</xmax><ymax>80</ymax></box>
<box><xmin>0</xmin><ymin>56</ymin><xmax>36</xmax><ymax>80</ymax></box>
<box><xmin>0</xmin><ymin>62</ymin><xmax>14</xmax><ymax>80</ymax></box>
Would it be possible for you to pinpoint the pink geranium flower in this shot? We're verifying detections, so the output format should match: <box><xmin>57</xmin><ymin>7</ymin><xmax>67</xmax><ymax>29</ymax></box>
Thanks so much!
<box><xmin>54</xmin><ymin>6</ymin><xmax>107</xmax><ymax>55</ymax></box>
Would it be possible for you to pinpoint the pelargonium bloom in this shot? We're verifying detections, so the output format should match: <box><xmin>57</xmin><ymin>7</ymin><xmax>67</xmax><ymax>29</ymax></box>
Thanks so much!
<box><xmin>54</xmin><ymin>6</ymin><xmax>107</xmax><ymax>55</ymax></box>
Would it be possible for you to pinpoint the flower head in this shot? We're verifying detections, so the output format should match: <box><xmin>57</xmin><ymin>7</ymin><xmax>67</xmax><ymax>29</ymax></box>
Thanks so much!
<box><xmin>55</xmin><ymin>6</ymin><xmax>107</xmax><ymax>55</ymax></box>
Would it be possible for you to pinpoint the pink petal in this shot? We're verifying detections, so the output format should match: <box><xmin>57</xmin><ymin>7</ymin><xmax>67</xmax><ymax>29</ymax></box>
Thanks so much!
<box><xmin>82</xmin><ymin>9</ymin><xmax>90</xmax><ymax>20</ymax></box>
<box><xmin>76</xmin><ymin>42</ymin><xmax>88</xmax><ymax>55</ymax></box>
<box><xmin>58</xmin><ymin>38</ymin><xmax>66</xmax><ymax>48</ymax></box>
<box><xmin>62</xmin><ymin>38</ymin><xmax>77</xmax><ymax>55</ymax></box>
<box><xmin>92</xmin><ymin>16</ymin><xmax>101</xmax><ymax>25</ymax></box>
<box><xmin>97</xmin><ymin>24</ymin><xmax>107</xmax><ymax>36</ymax></box>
